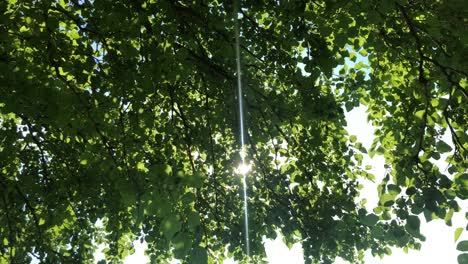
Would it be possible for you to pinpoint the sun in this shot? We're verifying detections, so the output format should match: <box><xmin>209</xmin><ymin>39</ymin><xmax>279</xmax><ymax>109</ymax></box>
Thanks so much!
<box><xmin>236</xmin><ymin>163</ymin><xmax>252</xmax><ymax>176</ymax></box>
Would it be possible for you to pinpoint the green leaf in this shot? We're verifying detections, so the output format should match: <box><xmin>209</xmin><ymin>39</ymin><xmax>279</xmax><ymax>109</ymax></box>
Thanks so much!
<box><xmin>458</xmin><ymin>253</ymin><xmax>468</xmax><ymax>264</ymax></box>
<box><xmin>162</xmin><ymin>215</ymin><xmax>181</xmax><ymax>240</ymax></box>
<box><xmin>387</xmin><ymin>184</ymin><xmax>401</xmax><ymax>196</ymax></box>
<box><xmin>361</xmin><ymin>214</ymin><xmax>379</xmax><ymax>226</ymax></box>
<box><xmin>406</xmin><ymin>215</ymin><xmax>420</xmax><ymax>234</ymax></box>
<box><xmin>355</xmin><ymin>151</ymin><xmax>363</xmax><ymax>159</ymax></box>
<box><xmin>380</xmin><ymin>193</ymin><xmax>395</xmax><ymax>207</ymax></box>
<box><xmin>19</xmin><ymin>26</ymin><xmax>29</xmax><ymax>33</ymax></box>
<box><xmin>345</xmin><ymin>101</ymin><xmax>354</xmax><ymax>111</ymax></box>
<box><xmin>436</xmin><ymin>140</ymin><xmax>453</xmax><ymax>153</ymax></box>
<box><xmin>187</xmin><ymin>211</ymin><xmax>201</xmax><ymax>230</ymax></box>
<box><xmin>458</xmin><ymin>241</ymin><xmax>468</xmax><ymax>252</ymax></box>
<box><xmin>149</xmin><ymin>164</ymin><xmax>172</xmax><ymax>183</ymax></box>
<box><xmin>172</xmin><ymin>232</ymin><xmax>191</xmax><ymax>259</ymax></box>
<box><xmin>411</xmin><ymin>205</ymin><xmax>424</xmax><ymax>215</ymax></box>
<box><xmin>355</xmin><ymin>61</ymin><xmax>366</xmax><ymax>70</ymax></box>
<box><xmin>184</xmin><ymin>171</ymin><xmax>204</xmax><ymax>188</ymax></box>
<box><xmin>69</xmin><ymin>29</ymin><xmax>80</xmax><ymax>40</ymax></box>
<box><xmin>406</xmin><ymin>187</ymin><xmax>417</xmax><ymax>196</ymax></box>
<box><xmin>446</xmin><ymin>209</ymin><xmax>454</xmax><ymax>226</ymax></box>
<box><xmin>455</xmin><ymin>228</ymin><xmax>464</xmax><ymax>242</ymax></box>
<box><xmin>371</xmin><ymin>225</ymin><xmax>384</xmax><ymax>239</ymax></box>
<box><xmin>359</xmin><ymin>49</ymin><xmax>368</xmax><ymax>57</ymax></box>
<box><xmin>415</xmin><ymin>110</ymin><xmax>425</xmax><ymax>119</ymax></box>
<box><xmin>118</xmin><ymin>178</ymin><xmax>136</xmax><ymax>206</ymax></box>
<box><xmin>189</xmin><ymin>246</ymin><xmax>208</xmax><ymax>264</ymax></box>
<box><xmin>137</xmin><ymin>161</ymin><xmax>148</xmax><ymax>172</ymax></box>
<box><xmin>424</xmin><ymin>209</ymin><xmax>435</xmax><ymax>222</ymax></box>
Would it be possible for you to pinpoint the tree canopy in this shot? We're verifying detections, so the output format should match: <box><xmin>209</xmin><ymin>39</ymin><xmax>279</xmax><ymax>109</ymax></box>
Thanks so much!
<box><xmin>0</xmin><ymin>0</ymin><xmax>467</xmax><ymax>263</ymax></box>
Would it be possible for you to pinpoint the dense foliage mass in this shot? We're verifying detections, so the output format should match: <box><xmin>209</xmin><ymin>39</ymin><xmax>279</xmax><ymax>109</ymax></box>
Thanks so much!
<box><xmin>0</xmin><ymin>0</ymin><xmax>467</xmax><ymax>263</ymax></box>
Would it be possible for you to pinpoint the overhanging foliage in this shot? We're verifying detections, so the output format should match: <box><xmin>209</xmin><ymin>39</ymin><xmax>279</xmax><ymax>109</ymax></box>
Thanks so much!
<box><xmin>0</xmin><ymin>0</ymin><xmax>467</xmax><ymax>263</ymax></box>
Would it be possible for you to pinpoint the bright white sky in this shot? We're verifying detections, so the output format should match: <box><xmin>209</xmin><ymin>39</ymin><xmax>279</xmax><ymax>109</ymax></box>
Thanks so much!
<box><xmin>92</xmin><ymin>105</ymin><xmax>467</xmax><ymax>264</ymax></box>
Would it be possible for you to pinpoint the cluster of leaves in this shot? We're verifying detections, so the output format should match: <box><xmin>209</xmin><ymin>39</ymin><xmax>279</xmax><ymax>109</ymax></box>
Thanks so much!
<box><xmin>0</xmin><ymin>0</ymin><xmax>466</xmax><ymax>263</ymax></box>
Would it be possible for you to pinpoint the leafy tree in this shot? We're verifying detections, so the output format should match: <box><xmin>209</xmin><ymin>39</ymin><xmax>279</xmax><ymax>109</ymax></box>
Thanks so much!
<box><xmin>0</xmin><ymin>0</ymin><xmax>466</xmax><ymax>263</ymax></box>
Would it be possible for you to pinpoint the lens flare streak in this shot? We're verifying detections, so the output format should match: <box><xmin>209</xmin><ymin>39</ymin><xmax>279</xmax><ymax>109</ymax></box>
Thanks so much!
<box><xmin>234</xmin><ymin>0</ymin><xmax>250</xmax><ymax>257</ymax></box>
